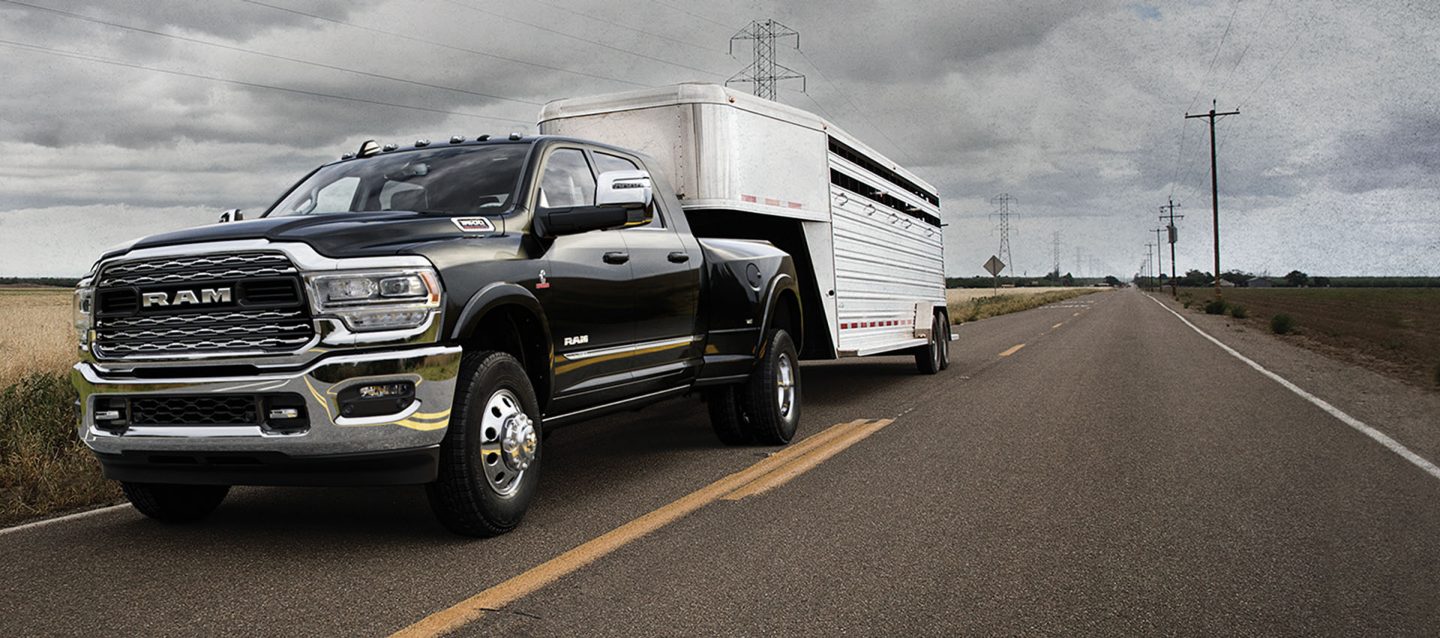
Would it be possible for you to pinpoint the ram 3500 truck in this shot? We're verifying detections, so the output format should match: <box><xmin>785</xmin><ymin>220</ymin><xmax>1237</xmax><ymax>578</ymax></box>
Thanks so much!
<box><xmin>70</xmin><ymin>135</ymin><xmax>804</xmax><ymax>536</ymax></box>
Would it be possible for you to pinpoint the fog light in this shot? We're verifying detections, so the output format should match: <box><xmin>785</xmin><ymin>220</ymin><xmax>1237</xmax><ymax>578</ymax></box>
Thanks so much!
<box><xmin>268</xmin><ymin>408</ymin><xmax>300</xmax><ymax>420</ymax></box>
<box><xmin>338</xmin><ymin>381</ymin><xmax>416</xmax><ymax>419</ymax></box>
<box><xmin>96</xmin><ymin>410</ymin><xmax>123</xmax><ymax>421</ymax></box>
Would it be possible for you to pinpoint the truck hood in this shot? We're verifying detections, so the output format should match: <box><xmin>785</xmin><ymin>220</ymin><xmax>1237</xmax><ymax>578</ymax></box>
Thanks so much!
<box><xmin>103</xmin><ymin>211</ymin><xmax>499</xmax><ymax>260</ymax></box>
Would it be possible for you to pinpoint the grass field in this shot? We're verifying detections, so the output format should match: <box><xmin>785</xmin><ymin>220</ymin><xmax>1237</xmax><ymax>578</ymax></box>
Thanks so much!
<box><xmin>0</xmin><ymin>287</ymin><xmax>119</xmax><ymax>526</ymax></box>
<box><xmin>1185</xmin><ymin>288</ymin><xmax>1440</xmax><ymax>389</ymax></box>
<box><xmin>947</xmin><ymin>287</ymin><xmax>1102</xmax><ymax>323</ymax></box>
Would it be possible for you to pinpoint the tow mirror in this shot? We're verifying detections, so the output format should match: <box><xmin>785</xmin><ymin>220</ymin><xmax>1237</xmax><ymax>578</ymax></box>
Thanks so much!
<box><xmin>218</xmin><ymin>209</ymin><xmax>244</xmax><ymax>223</ymax></box>
<box><xmin>596</xmin><ymin>170</ymin><xmax>653</xmax><ymax>210</ymax></box>
<box><xmin>541</xmin><ymin>205</ymin><xmax>630</xmax><ymax>236</ymax></box>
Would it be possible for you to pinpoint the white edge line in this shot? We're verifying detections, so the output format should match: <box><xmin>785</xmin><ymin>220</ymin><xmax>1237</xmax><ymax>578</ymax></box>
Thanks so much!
<box><xmin>1146</xmin><ymin>294</ymin><xmax>1440</xmax><ymax>481</ymax></box>
<box><xmin>0</xmin><ymin>503</ymin><xmax>129</xmax><ymax>537</ymax></box>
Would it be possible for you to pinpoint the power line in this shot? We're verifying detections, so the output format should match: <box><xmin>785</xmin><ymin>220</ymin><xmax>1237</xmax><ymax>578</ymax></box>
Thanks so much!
<box><xmin>239</xmin><ymin>0</ymin><xmax>649</xmax><ymax>88</ymax></box>
<box><xmin>437</xmin><ymin>0</ymin><xmax>727</xmax><ymax>78</ymax></box>
<box><xmin>645</xmin><ymin>0</ymin><xmax>735</xmax><ymax>30</ymax></box>
<box><xmin>794</xmin><ymin>48</ymin><xmax>911</xmax><ymax>163</ymax></box>
<box><xmin>990</xmin><ymin>194</ymin><xmax>1017</xmax><ymax>276</ymax></box>
<box><xmin>2</xmin><ymin>0</ymin><xmax>542</xmax><ymax>108</ymax></box>
<box><xmin>1214</xmin><ymin>0</ymin><xmax>1277</xmax><ymax>101</ymax></box>
<box><xmin>526</xmin><ymin>0</ymin><xmax>729</xmax><ymax>55</ymax></box>
<box><xmin>0</xmin><ymin>38</ymin><xmax>532</xmax><ymax>125</ymax></box>
<box><xmin>1171</xmin><ymin>0</ymin><xmax>1242</xmax><ymax>199</ymax></box>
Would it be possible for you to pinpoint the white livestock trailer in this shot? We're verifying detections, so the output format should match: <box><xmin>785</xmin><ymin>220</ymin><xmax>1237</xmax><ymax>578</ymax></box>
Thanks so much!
<box><xmin>539</xmin><ymin>83</ymin><xmax>949</xmax><ymax>369</ymax></box>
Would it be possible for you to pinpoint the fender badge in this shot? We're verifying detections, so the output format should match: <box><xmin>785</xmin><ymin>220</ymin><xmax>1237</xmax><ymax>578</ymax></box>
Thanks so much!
<box><xmin>451</xmin><ymin>217</ymin><xmax>496</xmax><ymax>233</ymax></box>
<box><xmin>536</xmin><ymin>269</ymin><xmax>550</xmax><ymax>289</ymax></box>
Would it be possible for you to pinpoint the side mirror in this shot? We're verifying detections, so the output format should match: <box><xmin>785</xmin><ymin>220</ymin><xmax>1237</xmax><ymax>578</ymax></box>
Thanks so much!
<box><xmin>596</xmin><ymin>170</ymin><xmax>653</xmax><ymax>210</ymax></box>
<box><xmin>218</xmin><ymin>209</ymin><xmax>244</xmax><ymax>223</ymax></box>
<box><xmin>541</xmin><ymin>205</ymin><xmax>631</xmax><ymax>236</ymax></box>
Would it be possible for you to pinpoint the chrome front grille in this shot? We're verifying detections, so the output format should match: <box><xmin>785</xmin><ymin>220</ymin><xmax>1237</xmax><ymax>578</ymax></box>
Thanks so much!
<box><xmin>92</xmin><ymin>252</ymin><xmax>315</xmax><ymax>360</ymax></box>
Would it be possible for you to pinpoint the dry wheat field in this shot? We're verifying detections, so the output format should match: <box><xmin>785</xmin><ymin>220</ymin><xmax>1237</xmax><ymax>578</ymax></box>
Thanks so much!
<box><xmin>0</xmin><ymin>288</ymin><xmax>75</xmax><ymax>384</ymax></box>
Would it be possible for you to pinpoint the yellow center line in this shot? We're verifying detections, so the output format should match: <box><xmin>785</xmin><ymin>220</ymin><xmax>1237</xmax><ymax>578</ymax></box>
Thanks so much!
<box><xmin>723</xmin><ymin>419</ymin><xmax>894</xmax><ymax>501</ymax></box>
<box><xmin>999</xmin><ymin>343</ymin><xmax>1026</xmax><ymax>357</ymax></box>
<box><xmin>391</xmin><ymin>418</ymin><xmax>887</xmax><ymax>638</ymax></box>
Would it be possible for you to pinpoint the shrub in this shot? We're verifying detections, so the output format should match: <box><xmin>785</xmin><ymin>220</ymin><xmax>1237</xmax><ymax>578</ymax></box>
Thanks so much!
<box><xmin>1271</xmin><ymin>314</ymin><xmax>1295</xmax><ymax>335</ymax></box>
<box><xmin>1182</xmin><ymin>299</ymin><xmax>1193</xmax><ymax>309</ymax></box>
<box><xmin>1204</xmin><ymin>299</ymin><xmax>1228</xmax><ymax>315</ymax></box>
<box><xmin>0</xmin><ymin>372</ymin><xmax>119</xmax><ymax>525</ymax></box>
<box><xmin>1229</xmin><ymin>305</ymin><xmax>1249</xmax><ymax>319</ymax></box>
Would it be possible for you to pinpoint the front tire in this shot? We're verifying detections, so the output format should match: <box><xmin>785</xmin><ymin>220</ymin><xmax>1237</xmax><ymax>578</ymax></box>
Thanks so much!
<box><xmin>121</xmin><ymin>482</ymin><xmax>229</xmax><ymax>523</ymax></box>
<box><xmin>938</xmin><ymin>315</ymin><xmax>952</xmax><ymax>371</ymax></box>
<box><xmin>426</xmin><ymin>351</ymin><xmax>542</xmax><ymax>537</ymax></box>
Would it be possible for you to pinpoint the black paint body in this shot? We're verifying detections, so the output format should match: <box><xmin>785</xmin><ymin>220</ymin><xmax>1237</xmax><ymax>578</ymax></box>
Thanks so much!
<box><xmin>111</xmin><ymin>137</ymin><xmax>801</xmax><ymax>424</ymax></box>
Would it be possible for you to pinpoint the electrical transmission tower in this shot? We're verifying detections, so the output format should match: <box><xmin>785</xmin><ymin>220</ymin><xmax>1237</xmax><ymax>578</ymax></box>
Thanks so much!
<box><xmin>1075</xmin><ymin>248</ymin><xmax>1083</xmax><ymax>278</ymax></box>
<box><xmin>989</xmin><ymin>194</ymin><xmax>1017</xmax><ymax>275</ymax></box>
<box><xmin>727</xmin><ymin>19</ymin><xmax>805</xmax><ymax>100</ymax></box>
<box><xmin>1051</xmin><ymin>232</ymin><xmax>1062</xmax><ymax>279</ymax></box>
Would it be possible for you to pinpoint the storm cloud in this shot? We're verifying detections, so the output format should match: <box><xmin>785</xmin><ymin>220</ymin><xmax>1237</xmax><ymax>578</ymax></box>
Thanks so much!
<box><xmin>1</xmin><ymin>0</ymin><xmax>1436</xmax><ymax>277</ymax></box>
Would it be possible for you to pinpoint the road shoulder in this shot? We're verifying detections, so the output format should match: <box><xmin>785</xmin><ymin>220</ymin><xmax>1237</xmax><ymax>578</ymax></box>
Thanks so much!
<box><xmin>1148</xmin><ymin>292</ymin><xmax>1440</xmax><ymax>468</ymax></box>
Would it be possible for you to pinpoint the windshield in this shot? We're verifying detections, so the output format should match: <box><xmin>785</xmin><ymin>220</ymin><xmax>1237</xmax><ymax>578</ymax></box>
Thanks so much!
<box><xmin>265</xmin><ymin>145</ymin><xmax>529</xmax><ymax>217</ymax></box>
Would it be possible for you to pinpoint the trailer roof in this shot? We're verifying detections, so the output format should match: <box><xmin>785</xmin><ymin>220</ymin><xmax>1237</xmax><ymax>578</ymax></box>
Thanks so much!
<box><xmin>539</xmin><ymin>83</ymin><xmax>938</xmax><ymax>198</ymax></box>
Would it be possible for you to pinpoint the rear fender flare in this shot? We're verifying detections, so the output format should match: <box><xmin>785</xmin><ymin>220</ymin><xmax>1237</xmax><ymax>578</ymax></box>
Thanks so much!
<box><xmin>756</xmin><ymin>273</ymin><xmax>802</xmax><ymax>355</ymax></box>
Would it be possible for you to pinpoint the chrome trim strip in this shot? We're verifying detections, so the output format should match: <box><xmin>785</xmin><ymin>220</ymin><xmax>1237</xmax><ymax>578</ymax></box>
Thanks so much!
<box><xmin>334</xmin><ymin>401</ymin><xmax>422</xmax><ymax>427</ymax></box>
<box><xmin>78</xmin><ymin>345</ymin><xmax>461</xmax><ymax>385</ymax></box>
<box><xmin>562</xmin><ymin>335</ymin><xmax>701</xmax><ymax>361</ymax></box>
<box><xmin>96</xmin><ymin>239</ymin><xmax>432</xmax><ymax>272</ymax></box>
<box><xmin>543</xmin><ymin>385</ymin><xmax>688</xmax><ymax>423</ymax></box>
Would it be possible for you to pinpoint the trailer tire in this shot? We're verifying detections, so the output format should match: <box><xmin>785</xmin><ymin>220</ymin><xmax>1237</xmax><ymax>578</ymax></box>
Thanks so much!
<box><xmin>427</xmin><ymin>351</ymin><xmax>542</xmax><ymax>537</ymax></box>
<box><xmin>916</xmin><ymin>313</ymin><xmax>943</xmax><ymax>375</ymax></box>
<box><xmin>737</xmin><ymin>329</ymin><xmax>801</xmax><ymax>445</ymax></box>
<box><xmin>121</xmin><ymin>483</ymin><xmax>229</xmax><ymax>523</ymax></box>
<box><xmin>939</xmin><ymin>315</ymin><xmax>952</xmax><ymax>371</ymax></box>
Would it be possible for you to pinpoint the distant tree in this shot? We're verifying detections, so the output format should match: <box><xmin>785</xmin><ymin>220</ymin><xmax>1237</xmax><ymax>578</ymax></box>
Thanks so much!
<box><xmin>1061</xmin><ymin>273</ymin><xmax>1075</xmax><ymax>286</ymax></box>
<box><xmin>1182</xmin><ymin>269</ymin><xmax>1213</xmax><ymax>287</ymax></box>
<box><xmin>1220</xmin><ymin>270</ymin><xmax>1253</xmax><ymax>286</ymax></box>
<box><xmin>1312</xmin><ymin>276</ymin><xmax>1331</xmax><ymax>287</ymax></box>
<box><xmin>1104</xmin><ymin>275</ymin><xmax>1122</xmax><ymax>287</ymax></box>
<box><xmin>1284</xmin><ymin>270</ymin><xmax>1310</xmax><ymax>287</ymax></box>
<box><xmin>1043</xmin><ymin>270</ymin><xmax>1061</xmax><ymax>282</ymax></box>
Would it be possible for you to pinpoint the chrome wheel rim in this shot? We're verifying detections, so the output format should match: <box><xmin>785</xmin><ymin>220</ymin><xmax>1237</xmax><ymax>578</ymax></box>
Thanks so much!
<box><xmin>941</xmin><ymin>321</ymin><xmax>951</xmax><ymax>364</ymax></box>
<box><xmin>776</xmin><ymin>353</ymin><xmax>796</xmax><ymax>420</ymax></box>
<box><xmin>478</xmin><ymin>388</ymin><xmax>535</xmax><ymax>497</ymax></box>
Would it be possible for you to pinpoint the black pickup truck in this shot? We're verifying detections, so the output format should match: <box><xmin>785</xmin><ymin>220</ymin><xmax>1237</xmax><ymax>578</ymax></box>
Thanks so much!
<box><xmin>70</xmin><ymin>135</ymin><xmax>804</xmax><ymax>536</ymax></box>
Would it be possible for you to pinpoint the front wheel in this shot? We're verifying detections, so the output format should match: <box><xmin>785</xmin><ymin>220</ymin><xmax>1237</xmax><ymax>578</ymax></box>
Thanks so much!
<box><xmin>121</xmin><ymin>482</ymin><xmax>229</xmax><ymax>523</ymax></box>
<box><xmin>426</xmin><ymin>351</ymin><xmax>542</xmax><ymax>537</ymax></box>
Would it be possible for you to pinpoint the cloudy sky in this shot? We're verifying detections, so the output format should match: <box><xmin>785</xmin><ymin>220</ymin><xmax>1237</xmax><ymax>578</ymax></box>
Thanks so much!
<box><xmin>1</xmin><ymin>0</ymin><xmax>1436</xmax><ymax>278</ymax></box>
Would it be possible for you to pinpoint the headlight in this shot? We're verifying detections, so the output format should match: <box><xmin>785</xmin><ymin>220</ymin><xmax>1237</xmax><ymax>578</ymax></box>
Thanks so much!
<box><xmin>305</xmin><ymin>268</ymin><xmax>442</xmax><ymax>331</ymax></box>
<box><xmin>72</xmin><ymin>286</ymin><xmax>94</xmax><ymax>348</ymax></box>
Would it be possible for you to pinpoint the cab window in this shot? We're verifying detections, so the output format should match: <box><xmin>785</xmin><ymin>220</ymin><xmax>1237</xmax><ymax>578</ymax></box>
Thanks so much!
<box><xmin>538</xmin><ymin>149</ymin><xmax>595</xmax><ymax>209</ymax></box>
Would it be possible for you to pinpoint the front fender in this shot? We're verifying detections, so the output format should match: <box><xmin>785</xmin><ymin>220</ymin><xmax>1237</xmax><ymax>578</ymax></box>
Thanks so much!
<box><xmin>449</xmin><ymin>282</ymin><xmax>551</xmax><ymax>344</ymax></box>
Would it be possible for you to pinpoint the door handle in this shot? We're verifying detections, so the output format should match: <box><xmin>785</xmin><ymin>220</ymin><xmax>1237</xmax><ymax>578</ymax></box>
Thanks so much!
<box><xmin>667</xmin><ymin>251</ymin><xmax>690</xmax><ymax>263</ymax></box>
<box><xmin>603</xmin><ymin>251</ymin><xmax>630</xmax><ymax>265</ymax></box>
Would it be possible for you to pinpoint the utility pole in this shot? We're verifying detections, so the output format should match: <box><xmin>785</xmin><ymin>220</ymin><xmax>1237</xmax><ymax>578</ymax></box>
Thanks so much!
<box><xmin>1185</xmin><ymin>101</ymin><xmax>1239</xmax><ymax>299</ymax></box>
<box><xmin>727</xmin><ymin>19</ymin><xmax>804</xmax><ymax>100</ymax></box>
<box><xmin>1051</xmin><ymin>231</ymin><xmax>1062</xmax><ymax>280</ymax></box>
<box><xmin>1152</xmin><ymin>228</ymin><xmax>1167</xmax><ymax>290</ymax></box>
<box><xmin>1159</xmin><ymin>199</ymin><xmax>1184</xmax><ymax>296</ymax></box>
<box><xmin>1075</xmin><ymin>247</ymin><xmax>1083</xmax><ymax>279</ymax></box>
<box><xmin>1144</xmin><ymin>243</ymin><xmax>1156</xmax><ymax>291</ymax></box>
<box><xmin>990</xmin><ymin>194</ymin><xmax>1017</xmax><ymax>279</ymax></box>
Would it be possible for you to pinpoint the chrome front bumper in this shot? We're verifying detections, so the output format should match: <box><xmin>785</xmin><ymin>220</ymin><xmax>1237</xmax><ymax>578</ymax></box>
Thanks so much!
<box><xmin>73</xmin><ymin>346</ymin><xmax>462</xmax><ymax>458</ymax></box>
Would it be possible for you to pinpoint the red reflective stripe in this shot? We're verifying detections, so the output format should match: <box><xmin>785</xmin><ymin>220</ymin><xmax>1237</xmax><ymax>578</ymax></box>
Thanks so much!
<box><xmin>741</xmin><ymin>194</ymin><xmax>757</xmax><ymax>203</ymax></box>
<box><xmin>788</xmin><ymin>201</ymin><xmax>803</xmax><ymax>209</ymax></box>
<box><xmin>765</xmin><ymin>198</ymin><xmax>782</xmax><ymax>207</ymax></box>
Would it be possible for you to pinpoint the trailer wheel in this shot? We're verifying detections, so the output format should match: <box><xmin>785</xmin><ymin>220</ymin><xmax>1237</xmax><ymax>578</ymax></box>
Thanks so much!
<box><xmin>916</xmin><ymin>314</ymin><xmax>943</xmax><ymax>375</ymax></box>
<box><xmin>121</xmin><ymin>483</ymin><xmax>229</xmax><ymax>523</ymax></box>
<box><xmin>427</xmin><ymin>351</ymin><xmax>542</xmax><ymax>537</ymax></box>
<box><xmin>939</xmin><ymin>315</ymin><xmax>952</xmax><ymax>371</ymax></box>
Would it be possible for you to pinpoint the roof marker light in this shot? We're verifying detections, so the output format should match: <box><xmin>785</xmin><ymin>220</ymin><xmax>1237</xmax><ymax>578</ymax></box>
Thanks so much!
<box><xmin>382</xmin><ymin>143</ymin><xmax>399</xmax><ymax>152</ymax></box>
<box><xmin>450</xmin><ymin>135</ymin><xmax>464</xmax><ymax>144</ymax></box>
<box><xmin>508</xmin><ymin>132</ymin><xmax>523</xmax><ymax>141</ymax></box>
<box><xmin>356</xmin><ymin>139</ymin><xmax>380</xmax><ymax>158</ymax></box>
<box><xmin>340</xmin><ymin>152</ymin><xmax>356</xmax><ymax>160</ymax></box>
<box><xmin>415</xmin><ymin>139</ymin><xmax>430</xmax><ymax>147</ymax></box>
<box><xmin>477</xmin><ymin>134</ymin><xmax>491</xmax><ymax>141</ymax></box>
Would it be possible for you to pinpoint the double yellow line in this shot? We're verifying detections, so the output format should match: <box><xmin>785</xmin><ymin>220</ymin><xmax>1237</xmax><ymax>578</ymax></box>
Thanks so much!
<box><xmin>392</xmin><ymin>417</ymin><xmax>895</xmax><ymax>638</ymax></box>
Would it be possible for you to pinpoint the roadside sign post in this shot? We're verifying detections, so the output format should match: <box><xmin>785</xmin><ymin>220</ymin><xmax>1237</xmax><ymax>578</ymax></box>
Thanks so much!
<box><xmin>983</xmin><ymin>255</ymin><xmax>1006</xmax><ymax>297</ymax></box>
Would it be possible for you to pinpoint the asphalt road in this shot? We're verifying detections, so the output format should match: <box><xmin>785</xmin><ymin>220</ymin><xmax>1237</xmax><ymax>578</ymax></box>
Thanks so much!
<box><xmin>5</xmin><ymin>288</ymin><xmax>1439</xmax><ymax>636</ymax></box>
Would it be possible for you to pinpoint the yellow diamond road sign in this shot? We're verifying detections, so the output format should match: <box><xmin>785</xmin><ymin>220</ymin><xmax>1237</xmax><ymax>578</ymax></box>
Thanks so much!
<box><xmin>983</xmin><ymin>255</ymin><xmax>1006</xmax><ymax>276</ymax></box>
